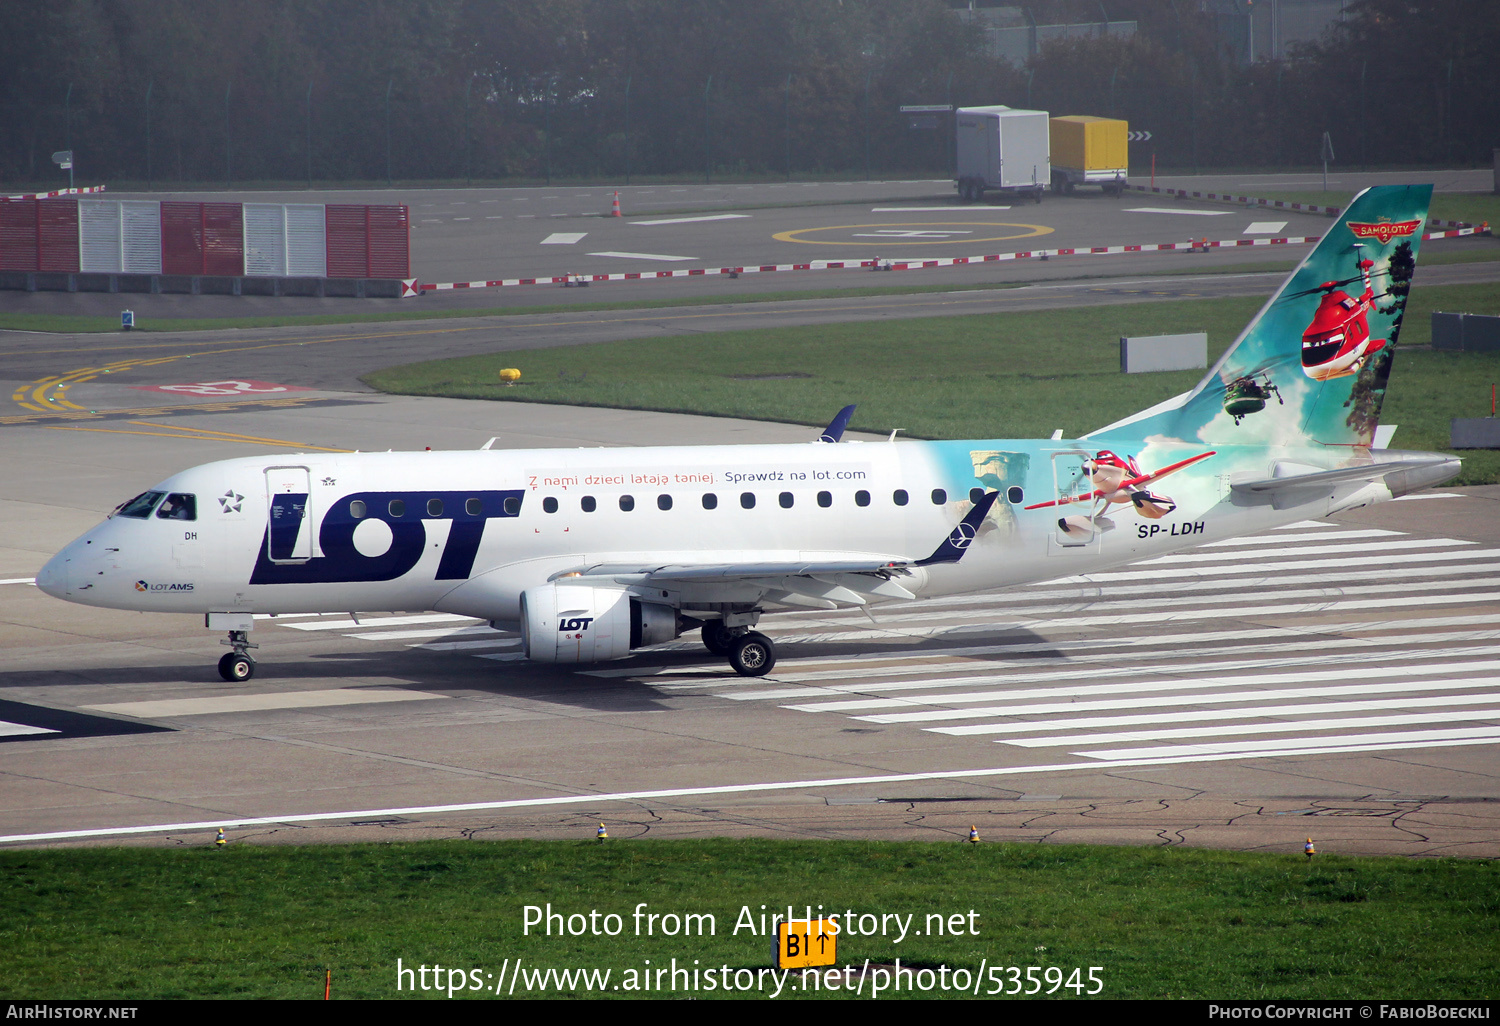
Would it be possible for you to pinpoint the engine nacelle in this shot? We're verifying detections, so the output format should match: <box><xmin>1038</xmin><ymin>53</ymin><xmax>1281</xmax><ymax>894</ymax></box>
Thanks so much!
<box><xmin>520</xmin><ymin>583</ymin><xmax>682</xmax><ymax>663</ymax></box>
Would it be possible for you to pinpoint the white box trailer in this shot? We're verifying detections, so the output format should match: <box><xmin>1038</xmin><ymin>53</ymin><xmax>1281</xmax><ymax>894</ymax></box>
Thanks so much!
<box><xmin>955</xmin><ymin>105</ymin><xmax>1050</xmax><ymax>203</ymax></box>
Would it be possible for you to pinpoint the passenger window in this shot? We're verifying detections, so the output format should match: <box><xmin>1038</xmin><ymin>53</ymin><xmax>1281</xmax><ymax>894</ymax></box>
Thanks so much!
<box><xmin>658</xmin><ymin>494</ymin><xmax>672</xmax><ymax>511</ymax></box>
<box><xmin>427</xmin><ymin>498</ymin><xmax>444</xmax><ymax>517</ymax></box>
<box><xmin>581</xmin><ymin>496</ymin><xmax>597</xmax><ymax>513</ymax></box>
<box><xmin>702</xmin><ymin>493</ymin><xmax>718</xmax><ymax>510</ymax></box>
<box><xmin>543</xmin><ymin>497</ymin><xmax>558</xmax><ymax>514</ymax></box>
<box><xmin>350</xmin><ymin>499</ymin><xmax>366</xmax><ymax>519</ymax></box>
<box><xmin>388</xmin><ymin>499</ymin><xmax>405</xmax><ymax>518</ymax></box>
<box><xmin>619</xmin><ymin>495</ymin><xmax>635</xmax><ymax>512</ymax></box>
<box><xmin>931</xmin><ymin>488</ymin><xmax>946</xmax><ymax>505</ymax></box>
<box><xmin>893</xmin><ymin>489</ymin><xmax>909</xmax><ymax>506</ymax></box>
<box><xmin>740</xmin><ymin>492</ymin><xmax>756</xmax><ymax>509</ymax></box>
<box><xmin>779</xmin><ymin>492</ymin><xmax>794</xmax><ymax>509</ymax></box>
<box><xmin>114</xmin><ymin>491</ymin><xmax>165</xmax><ymax>519</ymax></box>
<box><xmin>817</xmin><ymin>491</ymin><xmax>832</xmax><ymax>508</ymax></box>
<box><xmin>1007</xmin><ymin>486</ymin><xmax>1024</xmax><ymax>504</ymax></box>
<box><xmin>855</xmin><ymin>490</ymin><xmax>870</xmax><ymax>507</ymax></box>
<box><xmin>503</xmin><ymin>496</ymin><xmax>521</xmax><ymax>515</ymax></box>
<box><xmin>155</xmin><ymin>493</ymin><xmax>197</xmax><ymax>521</ymax></box>
<box><xmin>466</xmin><ymin>497</ymin><xmax>482</xmax><ymax>516</ymax></box>
<box><xmin>970</xmin><ymin>487</ymin><xmax>985</xmax><ymax>504</ymax></box>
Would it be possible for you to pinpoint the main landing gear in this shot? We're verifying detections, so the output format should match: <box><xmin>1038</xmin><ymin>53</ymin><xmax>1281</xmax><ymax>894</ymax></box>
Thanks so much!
<box><xmin>218</xmin><ymin>629</ymin><xmax>258</xmax><ymax>682</ymax></box>
<box><xmin>701</xmin><ymin>619</ymin><xmax>777</xmax><ymax>677</ymax></box>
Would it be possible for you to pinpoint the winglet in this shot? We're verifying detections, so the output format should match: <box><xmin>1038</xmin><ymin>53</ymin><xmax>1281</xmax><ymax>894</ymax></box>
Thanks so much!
<box><xmin>819</xmin><ymin>404</ymin><xmax>857</xmax><ymax>443</ymax></box>
<box><xmin>917</xmin><ymin>491</ymin><xmax>1000</xmax><ymax>566</ymax></box>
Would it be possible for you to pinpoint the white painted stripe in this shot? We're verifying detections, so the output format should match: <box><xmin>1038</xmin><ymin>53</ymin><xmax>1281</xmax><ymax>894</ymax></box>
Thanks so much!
<box><xmin>1124</xmin><ymin>207</ymin><xmax>1232</xmax><ymax>216</ymax></box>
<box><xmin>870</xmin><ymin>206</ymin><xmax>1010</xmax><ymax>212</ymax></box>
<box><xmin>84</xmin><ymin>688</ymin><xmax>445</xmax><ymax>717</ymax></box>
<box><xmin>1045</xmin><ymin>547</ymin><xmax>1500</xmax><ymax>584</ymax></box>
<box><xmin>1008</xmin><ymin>706</ymin><xmax>1500</xmax><ymax>748</ymax></box>
<box><xmin>0</xmin><ymin>577</ymin><xmax>36</xmax><ymax>585</ymax></box>
<box><xmin>778</xmin><ymin>648</ymin><xmax>1500</xmax><ymax>710</ymax></box>
<box><xmin>1079</xmin><ymin>726</ymin><xmax>1500</xmax><ymax>761</ymax></box>
<box><xmin>920</xmin><ymin>678</ymin><xmax>1500</xmax><ymax>733</ymax></box>
<box><xmin>541</xmin><ymin>232</ymin><xmax>587</xmax><ymax>244</ymax></box>
<box><xmin>1244</xmin><ymin>221</ymin><xmax>1288</xmax><ymax>234</ymax></box>
<box><xmin>1271</xmin><ymin>520</ymin><xmax>1338</xmax><ymax>529</ymax></box>
<box><xmin>0</xmin><ymin>720</ymin><xmax>58</xmax><ymax>737</ymax></box>
<box><xmin>1141</xmin><ymin>538</ymin><xmax>1471</xmax><ymax>563</ymax></box>
<box><xmin>586</xmin><ymin>251</ymin><xmax>697</xmax><ymax>261</ymax></box>
<box><xmin>1198</xmin><ymin>528</ymin><xmax>1401</xmax><ymax>546</ymax></box>
<box><xmin>951</xmin><ymin>692</ymin><xmax>1500</xmax><ymax>739</ymax></box>
<box><xmin>631</xmin><ymin>214</ymin><xmax>751</xmax><ymax>225</ymax></box>
<box><xmin>278</xmin><ymin>613</ymin><xmax>477</xmax><ymax>632</ymax></box>
<box><xmin>1002</xmin><ymin>590</ymin><xmax>1500</xmax><ymax>632</ymax></box>
<box><xmin>12</xmin><ymin>739</ymin><xmax>1500</xmax><ymax>846</ymax></box>
<box><xmin>926</xmin><ymin>567</ymin><xmax>1500</xmax><ymax>612</ymax></box>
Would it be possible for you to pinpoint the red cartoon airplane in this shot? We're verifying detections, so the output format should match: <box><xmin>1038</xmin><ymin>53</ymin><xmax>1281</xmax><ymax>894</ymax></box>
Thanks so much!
<box><xmin>1024</xmin><ymin>449</ymin><xmax>1216</xmax><ymax>537</ymax></box>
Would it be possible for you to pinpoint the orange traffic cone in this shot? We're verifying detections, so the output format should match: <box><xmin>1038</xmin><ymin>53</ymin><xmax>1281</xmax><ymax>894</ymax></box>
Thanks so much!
<box><xmin>611</xmin><ymin>192</ymin><xmax>621</xmax><ymax>217</ymax></box>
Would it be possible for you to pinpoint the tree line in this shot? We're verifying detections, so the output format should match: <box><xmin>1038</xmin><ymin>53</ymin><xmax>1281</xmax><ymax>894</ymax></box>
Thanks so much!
<box><xmin>1</xmin><ymin>0</ymin><xmax>1494</xmax><ymax>188</ymax></box>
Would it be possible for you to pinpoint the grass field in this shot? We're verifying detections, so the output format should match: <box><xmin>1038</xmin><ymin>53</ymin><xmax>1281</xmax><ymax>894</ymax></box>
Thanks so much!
<box><xmin>2</xmin><ymin>839</ymin><xmax>1495</xmax><ymax>1000</ymax></box>
<box><xmin>364</xmin><ymin>282</ymin><xmax>1500</xmax><ymax>485</ymax></box>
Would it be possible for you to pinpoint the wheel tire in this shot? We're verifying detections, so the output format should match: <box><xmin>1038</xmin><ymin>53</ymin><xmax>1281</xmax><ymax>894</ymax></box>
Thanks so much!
<box><xmin>728</xmin><ymin>632</ymin><xmax>776</xmax><ymax>677</ymax></box>
<box><xmin>702</xmin><ymin>622</ymin><xmax>734</xmax><ymax>656</ymax></box>
<box><xmin>218</xmin><ymin>652</ymin><xmax>255</xmax><ymax>682</ymax></box>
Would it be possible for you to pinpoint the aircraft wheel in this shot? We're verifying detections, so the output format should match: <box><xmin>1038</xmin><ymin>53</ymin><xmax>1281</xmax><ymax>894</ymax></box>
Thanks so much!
<box><xmin>218</xmin><ymin>652</ymin><xmax>255</xmax><ymax>682</ymax></box>
<box><xmin>728</xmin><ymin>632</ymin><xmax>776</xmax><ymax>677</ymax></box>
<box><xmin>702</xmin><ymin>622</ymin><xmax>735</xmax><ymax>656</ymax></box>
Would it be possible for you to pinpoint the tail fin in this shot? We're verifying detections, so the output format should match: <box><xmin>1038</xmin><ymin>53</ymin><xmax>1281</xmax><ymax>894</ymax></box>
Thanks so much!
<box><xmin>1094</xmin><ymin>184</ymin><xmax>1431</xmax><ymax>448</ymax></box>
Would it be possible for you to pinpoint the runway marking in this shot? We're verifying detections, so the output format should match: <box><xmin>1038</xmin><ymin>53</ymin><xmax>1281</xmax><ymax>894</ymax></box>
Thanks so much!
<box><xmin>896</xmin><ymin>676</ymin><xmax>1500</xmax><ymax>729</ymax></box>
<box><xmin>43</xmin><ymin>423</ymin><xmax>353</xmax><ymax>452</ymax></box>
<box><xmin>871</xmin><ymin>206</ymin><xmax>1010</xmax><ymax>212</ymax></box>
<box><xmin>1125</xmin><ymin>207</ymin><xmax>1233</xmax><ymax>216</ymax></box>
<box><xmin>541</xmin><ymin>232</ymin><xmax>587</xmax><ymax>245</ymax></box>
<box><xmin>0</xmin><ymin>720</ymin><xmax>58</xmax><ymax>737</ymax></box>
<box><xmin>1079</xmin><ymin>726</ymin><xmax>1500</xmax><ymax>762</ymax></box>
<box><xmin>587</xmin><ymin>251</ymin><xmax>697</xmax><ymax>261</ymax></box>
<box><xmin>83</xmin><ymin>688</ymin><xmax>445</xmax><ymax>718</ymax></box>
<box><xmin>773</xmin><ymin>222</ymin><xmax>1053</xmax><ymax>246</ymax></box>
<box><xmin>8</xmin><ymin>740</ymin><xmax>1500</xmax><ymax>847</ymax></box>
<box><xmin>1009</xmin><ymin>707</ymin><xmax>1500</xmax><ymax>748</ymax></box>
<box><xmin>631</xmin><ymin>214</ymin><xmax>751</xmax><ymax>225</ymax></box>
<box><xmin>1244</xmin><ymin>221</ymin><xmax>1288</xmax><ymax>234</ymax></box>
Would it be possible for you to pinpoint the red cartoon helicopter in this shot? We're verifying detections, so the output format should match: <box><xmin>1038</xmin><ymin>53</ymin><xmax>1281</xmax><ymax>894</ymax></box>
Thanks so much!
<box><xmin>1291</xmin><ymin>244</ymin><xmax>1392</xmax><ymax>382</ymax></box>
<box><xmin>1024</xmin><ymin>449</ymin><xmax>1216</xmax><ymax>538</ymax></box>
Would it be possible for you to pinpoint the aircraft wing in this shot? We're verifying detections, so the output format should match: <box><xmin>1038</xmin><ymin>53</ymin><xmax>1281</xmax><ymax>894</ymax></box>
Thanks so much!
<box><xmin>551</xmin><ymin>492</ymin><xmax>1001</xmax><ymax>609</ymax></box>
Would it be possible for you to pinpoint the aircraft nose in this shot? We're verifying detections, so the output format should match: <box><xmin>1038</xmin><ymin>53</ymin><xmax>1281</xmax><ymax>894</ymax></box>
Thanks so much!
<box><xmin>35</xmin><ymin>551</ymin><xmax>68</xmax><ymax>599</ymax></box>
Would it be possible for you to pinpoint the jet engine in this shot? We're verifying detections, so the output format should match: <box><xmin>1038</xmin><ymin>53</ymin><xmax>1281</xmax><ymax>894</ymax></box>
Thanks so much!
<box><xmin>519</xmin><ymin>582</ymin><xmax>683</xmax><ymax>663</ymax></box>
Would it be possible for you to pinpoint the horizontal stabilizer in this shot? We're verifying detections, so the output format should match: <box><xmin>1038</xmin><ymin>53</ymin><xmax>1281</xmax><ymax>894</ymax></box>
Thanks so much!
<box><xmin>1231</xmin><ymin>457</ymin><xmax>1457</xmax><ymax>507</ymax></box>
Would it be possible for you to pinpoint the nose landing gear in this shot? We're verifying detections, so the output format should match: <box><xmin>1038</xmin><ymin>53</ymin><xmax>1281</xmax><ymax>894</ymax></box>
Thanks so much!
<box><xmin>218</xmin><ymin>630</ymin><xmax>258</xmax><ymax>682</ymax></box>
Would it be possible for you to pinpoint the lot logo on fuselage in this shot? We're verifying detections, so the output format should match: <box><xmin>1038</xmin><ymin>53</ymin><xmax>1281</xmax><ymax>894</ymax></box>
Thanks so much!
<box><xmin>248</xmin><ymin>489</ymin><xmax>524</xmax><ymax>586</ymax></box>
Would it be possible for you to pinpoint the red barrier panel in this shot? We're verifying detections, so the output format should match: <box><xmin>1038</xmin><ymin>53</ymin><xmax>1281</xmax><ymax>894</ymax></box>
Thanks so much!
<box><xmin>0</xmin><ymin>199</ymin><xmax>79</xmax><ymax>272</ymax></box>
<box><xmin>161</xmin><ymin>202</ymin><xmax>244</xmax><ymax>275</ymax></box>
<box><xmin>0</xmin><ymin>199</ymin><xmax>36</xmax><ymax>270</ymax></box>
<box><xmin>326</xmin><ymin>204</ymin><xmax>409</xmax><ymax>278</ymax></box>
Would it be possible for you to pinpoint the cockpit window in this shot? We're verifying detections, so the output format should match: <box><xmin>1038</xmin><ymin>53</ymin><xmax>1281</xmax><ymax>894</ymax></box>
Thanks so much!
<box><xmin>155</xmin><ymin>493</ymin><xmax>197</xmax><ymax>521</ymax></box>
<box><xmin>114</xmin><ymin>491</ymin><xmax>165</xmax><ymax>519</ymax></box>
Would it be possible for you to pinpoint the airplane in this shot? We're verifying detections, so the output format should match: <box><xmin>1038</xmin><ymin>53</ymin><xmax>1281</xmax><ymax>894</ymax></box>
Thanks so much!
<box><xmin>36</xmin><ymin>185</ymin><xmax>1460</xmax><ymax>682</ymax></box>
